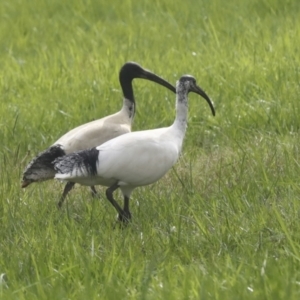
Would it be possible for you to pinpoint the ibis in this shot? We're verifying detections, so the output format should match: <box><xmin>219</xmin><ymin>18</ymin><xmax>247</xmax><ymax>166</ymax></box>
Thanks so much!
<box><xmin>54</xmin><ymin>75</ymin><xmax>215</xmax><ymax>222</ymax></box>
<box><xmin>21</xmin><ymin>62</ymin><xmax>176</xmax><ymax>207</ymax></box>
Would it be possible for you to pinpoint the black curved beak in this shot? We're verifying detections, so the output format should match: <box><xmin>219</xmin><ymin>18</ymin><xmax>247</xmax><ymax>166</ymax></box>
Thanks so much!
<box><xmin>191</xmin><ymin>84</ymin><xmax>215</xmax><ymax>116</ymax></box>
<box><xmin>139</xmin><ymin>70</ymin><xmax>176</xmax><ymax>94</ymax></box>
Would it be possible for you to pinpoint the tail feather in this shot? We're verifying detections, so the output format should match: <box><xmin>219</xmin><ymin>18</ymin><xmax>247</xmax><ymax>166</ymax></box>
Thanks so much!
<box><xmin>54</xmin><ymin>148</ymin><xmax>99</xmax><ymax>179</ymax></box>
<box><xmin>22</xmin><ymin>144</ymin><xmax>65</xmax><ymax>187</ymax></box>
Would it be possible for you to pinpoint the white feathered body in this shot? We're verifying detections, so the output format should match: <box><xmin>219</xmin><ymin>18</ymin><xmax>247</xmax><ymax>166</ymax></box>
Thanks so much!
<box><xmin>55</xmin><ymin>124</ymin><xmax>184</xmax><ymax>192</ymax></box>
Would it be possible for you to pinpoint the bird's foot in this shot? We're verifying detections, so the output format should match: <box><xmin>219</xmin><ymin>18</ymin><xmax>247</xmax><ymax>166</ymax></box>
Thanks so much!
<box><xmin>90</xmin><ymin>186</ymin><xmax>98</xmax><ymax>198</ymax></box>
<box><xmin>57</xmin><ymin>200</ymin><xmax>63</xmax><ymax>209</ymax></box>
<box><xmin>118</xmin><ymin>210</ymin><xmax>131</xmax><ymax>223</ymax></box>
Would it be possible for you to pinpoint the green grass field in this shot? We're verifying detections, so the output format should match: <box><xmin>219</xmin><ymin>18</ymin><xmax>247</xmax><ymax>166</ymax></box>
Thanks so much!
<box><xmin>1</xmin><ymin>0</ymin><xmax>300</xmax><ymax>298</ymax></box>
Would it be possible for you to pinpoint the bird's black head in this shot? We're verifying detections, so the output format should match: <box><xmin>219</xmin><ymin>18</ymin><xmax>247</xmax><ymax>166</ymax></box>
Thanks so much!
<box><xmin>119</xmin><ymin>62</ymin><xmax>145</xmax><ymax>81</ymax></box>
<box><xmin>119</xmin><ymin>62</ymin><xmax>175</xmax><ymax>93</ymax></box>
<box><xmin>177</xmin><ymin>75</ymin><xmax>215</xmax><ymax>116</ymax></box>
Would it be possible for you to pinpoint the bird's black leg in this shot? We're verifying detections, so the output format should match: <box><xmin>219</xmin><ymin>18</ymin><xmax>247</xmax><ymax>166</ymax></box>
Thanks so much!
<box><xmin>118</xmin><ymin>196</ymin><xmax>131</xmax><ymax>223</ymax></box>
<box><xmin>90</xmin><ymin>186</ymin><xmax>97</xmax><ymax>197</ymax></box>
<box><xmin>58</xmin><ymin>182</ymin><xmax>75</xmax><ymax>208</ymax></box>
<box><xmin>106</xmin><ymin>182</ymin><xmax>123</xmax><ymax>216</ymax></box>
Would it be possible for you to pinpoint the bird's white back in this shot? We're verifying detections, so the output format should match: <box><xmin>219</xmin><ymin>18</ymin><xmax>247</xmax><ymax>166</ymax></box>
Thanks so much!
<box><xmin>53</xmin><ymin>107</ymin><xmax>132</xmax><ymax>153</ymax></box>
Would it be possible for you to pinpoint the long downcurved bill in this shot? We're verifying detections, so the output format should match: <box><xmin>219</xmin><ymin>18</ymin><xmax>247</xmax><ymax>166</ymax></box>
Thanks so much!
<box><xmin>192</xmin><ymin>85</ymin><xmax>215</xmax><ymax>116</ymax></box>
<box><xmin>141</xmin><ymin>71</ymin><xmax>176</xmax><ymax>94</ymax></box>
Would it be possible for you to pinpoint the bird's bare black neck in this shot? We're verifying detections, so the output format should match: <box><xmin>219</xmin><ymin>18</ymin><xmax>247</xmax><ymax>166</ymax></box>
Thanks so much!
<box><xmin>119</xmin><ymin>76</ymin><xmax>136</xmax><ymax>118</ymax></box>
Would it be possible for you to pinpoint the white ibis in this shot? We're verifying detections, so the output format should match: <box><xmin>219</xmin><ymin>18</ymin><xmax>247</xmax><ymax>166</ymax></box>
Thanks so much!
<box><xmin>21</xmin><ymin>62</ymin><xmax>176</xmax><ymax>207</ymax></box>
<box><xmin>54</xmin><ymin>75</ymin><xmax>215</xmax><ymax>222</ymax></box>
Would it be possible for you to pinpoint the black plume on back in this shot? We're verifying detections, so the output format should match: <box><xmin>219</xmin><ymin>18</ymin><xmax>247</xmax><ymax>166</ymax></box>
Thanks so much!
<box><xmin>22</xmin><ymin>144</ymin><xmax>66</xmax><ymax>181</ymax></box>
<box><xmin>54</xmin><ymin>148</ymin><xmax>99</xmax><ymax>176</ymax></box>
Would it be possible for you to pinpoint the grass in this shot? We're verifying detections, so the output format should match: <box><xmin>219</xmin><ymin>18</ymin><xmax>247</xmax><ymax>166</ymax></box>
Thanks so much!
<box><xmin>1</xmin><ymin>0</ymin><xmax>300</xmax><ymax>298</ymax></box>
